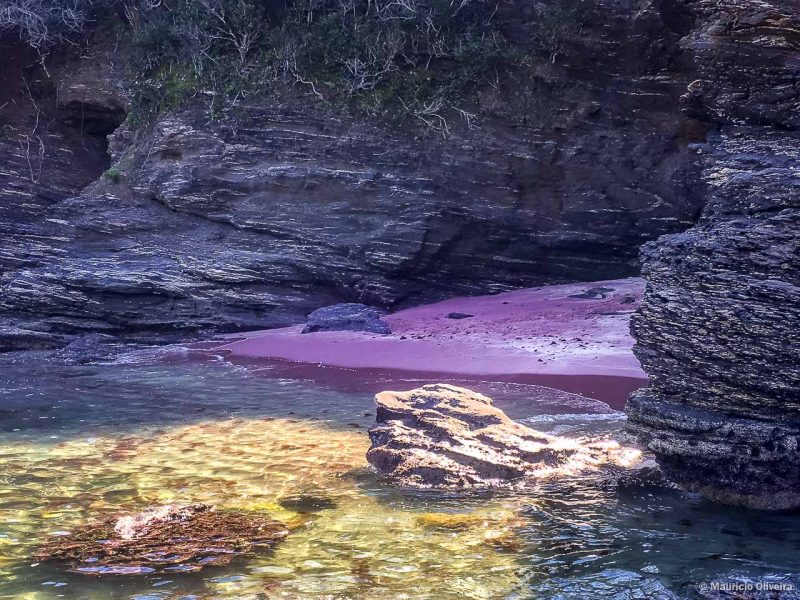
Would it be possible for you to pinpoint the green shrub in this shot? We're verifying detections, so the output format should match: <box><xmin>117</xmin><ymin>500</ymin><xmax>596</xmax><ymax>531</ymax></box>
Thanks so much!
<box><xmin>120</xmin><ymin>0</ymin><xmax>520</xmax><ymax>126</ymax></box>
<box><xmin>103</xmin><ymin>167</ymin><xmax>121</xmax><ymax>183</ymax></box>
<box><xmin>127</xmin><ymin>64</ymin><xmax>200</xmax><ymax>124</ymax></box>
<box><xmin>4</xmin><ymin>0</ymin><xmax>533</xmax><ymax>130</ymax></box>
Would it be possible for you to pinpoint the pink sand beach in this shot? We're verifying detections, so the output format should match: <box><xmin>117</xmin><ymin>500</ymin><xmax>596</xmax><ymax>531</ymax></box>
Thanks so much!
<box><xmin>213</xmin><ymin>278</ymin><xmax>646</xmax><ymax>405</ymax></box>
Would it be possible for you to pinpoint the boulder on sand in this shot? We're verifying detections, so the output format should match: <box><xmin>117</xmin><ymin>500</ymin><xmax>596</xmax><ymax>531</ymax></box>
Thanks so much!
<box><xmin>35</xmin><ymin>504</ymin><xmax>288</xmax><ymax>575</ymax></box>
<box><xmin>366</xmin><ymin>384</ymin><xmax>642</xmax><ymax>488</ymax></box>
<box><xmin>301</xmin><ymin>303</ymin><xmax>391</xmax><ymax>335</ymax></box>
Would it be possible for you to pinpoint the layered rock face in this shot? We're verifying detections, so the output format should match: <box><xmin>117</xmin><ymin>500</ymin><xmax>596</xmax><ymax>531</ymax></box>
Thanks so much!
<box><xmin>0</xmin><ymin>34</ymin><xmax>124</xmax><ymax>211</ymax></box>
<box><xmin>626</xmin><ymin>0</ymin><xmax>800</xmax><ymax>509</ymax></box>
<box><xmin>0</xmin><ymin>33</ymin><xmax>126</xmax><ymax>349</ymax></box>
<box><xmin>0</xmin><ymin>0</ymin><xmax>705</xmax><ymax>349</ymax></box>
<box><xmin>367</xmin><ymin>384</ymin><xmax>641</xmax><ymax>488</ymax></box>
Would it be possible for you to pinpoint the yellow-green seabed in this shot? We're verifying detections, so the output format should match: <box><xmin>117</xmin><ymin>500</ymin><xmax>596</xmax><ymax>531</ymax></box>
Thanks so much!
<box><xmin>1</xmin><ymin>355</ymin><xmax>799</xmax><ymax>599</ymax></box>
<box><xmin>2</xmin><ymin>416</ymin><xmax>527</xmax><ymax>599</ymax></box>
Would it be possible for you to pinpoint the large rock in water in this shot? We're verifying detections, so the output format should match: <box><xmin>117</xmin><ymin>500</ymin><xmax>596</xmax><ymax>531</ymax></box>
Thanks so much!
<box><xmin>35</xmin><ymin>504</ymin><xmax>288</xmax><ymax>575</ymax></box>
<box><xmin>625</xmin><ymin>0</ymin><xmax>800</xmax><ymax>510</ymax></box>
<box><xmin>367</xmin><ymin>384</ymin><xmax>641</xmax><ymax>488</ymax></box>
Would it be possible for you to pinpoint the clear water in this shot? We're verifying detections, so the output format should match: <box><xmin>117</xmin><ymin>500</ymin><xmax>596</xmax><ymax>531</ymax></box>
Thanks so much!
<box><xmin>1</xmin><ymin>349</ymin><xmax>799</xmax><ymax>599</ymax></box>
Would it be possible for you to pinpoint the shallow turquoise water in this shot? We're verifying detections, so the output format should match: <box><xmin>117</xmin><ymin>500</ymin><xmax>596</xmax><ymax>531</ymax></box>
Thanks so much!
<box><xmin>1</xmin><ymin>349</ymin><xmax>799</xmax><ymax>599</ymax></box>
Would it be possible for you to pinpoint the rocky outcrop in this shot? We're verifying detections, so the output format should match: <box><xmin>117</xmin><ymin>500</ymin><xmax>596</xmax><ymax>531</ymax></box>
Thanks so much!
<box><xmin>302</xmin><ymin>303</ymin><xmax>391</xmax><ymax>335</ymax></box>
<box><xmin>626</xmin><ymin>0</ymin><xmax>800</xmax><ymax>509</ymax></box>
<box><xmin>0</xmin><ymin>31</ymin><xmax>126</xmax><ymax>351</ymax></box>
<box><xmin>35</xmin><ymin>504</ymin><xmax>289</xmax><ymax>575</ymax></box>
<box><xmin>367</xmin><ymin>384</ymin><xmax>642</xmax><ymax>488</ymax></box>
<box><xmin>0</xmin><ymin>33</ymin><xmax>123</xmax><ymax>206</ymax></box>
<box><xmin>0</xmin><ymin>32</ymin><xmax>125</xmax><ymax>262</ymax></box>
<box><xmin>0</xmin><ymin>0</ymin><xmax>706</xmax><ymax>350</ymax></box>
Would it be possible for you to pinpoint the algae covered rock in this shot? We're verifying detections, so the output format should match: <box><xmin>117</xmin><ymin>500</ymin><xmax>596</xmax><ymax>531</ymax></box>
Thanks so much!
<box><xmin>35</xmin><ymin>504</ymin><xmax>288</xmax><ymax>575</ymax></box>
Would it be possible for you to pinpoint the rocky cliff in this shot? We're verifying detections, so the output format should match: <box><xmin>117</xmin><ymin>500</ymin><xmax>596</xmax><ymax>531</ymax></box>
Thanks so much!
<box><xmin>0</xmin><ymin>31</ymin><xmax>126</xmax><ymax>348</ymax></box>
<box><xmin>626</xmin><ymin>0</ymin><xmax>800</xmax><ymax>509</ymax></box>
<box><xmin>0</xmin><ymin>0</ymin><xmax>706</xmax><ymax>349</ymax></box>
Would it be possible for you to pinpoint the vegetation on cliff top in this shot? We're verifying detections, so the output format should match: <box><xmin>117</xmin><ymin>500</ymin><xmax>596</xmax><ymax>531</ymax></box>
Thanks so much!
<box><xmin>2</xmin><ymin>0</ymin><xmax>593</xmax><ymax>130</ymax></box>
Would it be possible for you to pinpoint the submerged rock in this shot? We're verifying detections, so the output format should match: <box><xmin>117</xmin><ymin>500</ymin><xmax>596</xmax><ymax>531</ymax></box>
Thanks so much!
<box><xmin>532</xmin><ymin>569</ymin><xmax>680</xmax><ymax>599</ymax></box>
<box><xmin>416</xmin><ymin>512</ymin><xmax>490</xmax><ymax>530</ymax></box>
<box><xmin>415</xmin><ymin>510</ymin><xmax>526</xmax><ymax>552</ymax></box>
<box><xmin>35</xmin><ymin>504</ymin><xmax>288</xmax><ymax>575</ymax></box>
<box><xmin>415</xmin><ymin>511</ymin><xmax>524</xmax><ymax>532</ymax></box>
<box><xmin>277</xmin><ymin>493</ymin><xmax>337</xmax><ymax>513</ymax></box>
<box><xmin>301</xmin><ymin>303</ymin><xmax>391</xmax><ymax>335</ymax></box>
<box><xmin>53</xmin><ymin>333</ymin><xmax>118</xmax><ymax>365</ymax></box>
<box><xmin>366</xmin><ymin>384</ymin><xmax>642</xmax><ymax>488</ymax></box>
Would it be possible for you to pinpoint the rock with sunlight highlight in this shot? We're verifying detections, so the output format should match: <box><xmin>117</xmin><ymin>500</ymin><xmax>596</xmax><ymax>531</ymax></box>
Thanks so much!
<box><xmin>367</xmin><ymin>384</ymin><xmax>643</xmax><ymax>488</ymax></box>
<box><xmin>35</xmin><ymin>504</ymin><xmax>289</xmax><ymax>575</ymax></box>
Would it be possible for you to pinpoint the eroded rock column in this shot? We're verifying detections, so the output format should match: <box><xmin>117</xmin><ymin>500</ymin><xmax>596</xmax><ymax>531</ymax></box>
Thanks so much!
<box><xmin>626</xmin><ymin>0</ymin><xmax>800</xmax><ymax>509</ymax></box>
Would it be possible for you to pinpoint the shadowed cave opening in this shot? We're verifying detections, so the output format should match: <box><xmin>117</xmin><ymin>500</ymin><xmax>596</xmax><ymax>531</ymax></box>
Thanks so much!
<box><xmin>0</xmin><ymin>34</ymin><xmax>126</xmax><ymax>199</ymax></box>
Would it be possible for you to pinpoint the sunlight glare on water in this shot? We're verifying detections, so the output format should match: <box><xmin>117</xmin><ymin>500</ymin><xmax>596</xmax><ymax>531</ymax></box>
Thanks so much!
<box><xmin>1</xmin><ymin>350</ymin><xmax>800</xmax><ymax>599</ymax></box>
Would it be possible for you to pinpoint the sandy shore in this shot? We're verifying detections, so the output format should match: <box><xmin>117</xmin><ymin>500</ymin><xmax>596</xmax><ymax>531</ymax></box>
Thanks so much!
<box><xmin>214</xmin><ymin>278</ymin><xmax>646</xmax><ymax>402</ymax></box>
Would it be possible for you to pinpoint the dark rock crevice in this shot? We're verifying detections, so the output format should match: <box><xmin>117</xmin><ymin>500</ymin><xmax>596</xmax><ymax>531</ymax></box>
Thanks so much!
<box><xmin>0</xmin><ymin>33</ymin><xmax>126</xmax><ymax>205</ymax></box>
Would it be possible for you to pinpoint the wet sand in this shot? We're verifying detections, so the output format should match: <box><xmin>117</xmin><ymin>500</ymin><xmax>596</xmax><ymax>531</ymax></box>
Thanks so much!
<box><xmin>209</xmin><ymin>278</ymin><xmax>647</xmax><ymax>407</ymax></box>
